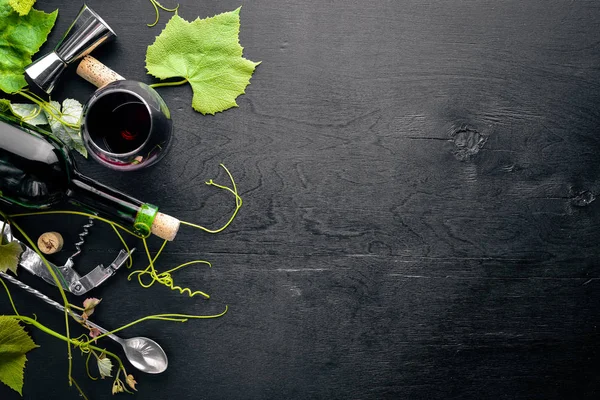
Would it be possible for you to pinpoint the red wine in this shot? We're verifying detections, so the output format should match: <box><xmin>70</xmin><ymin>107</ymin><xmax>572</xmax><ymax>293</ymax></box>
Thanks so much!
<box><xmin>0</xmin><ymin>114</ymin><xmax>179</xmax><ymax>240</ymax></box>
<box><xmin>85</xmin><ymin>92</ymin><xmax>151</xmax><ymax>154</ymax></box>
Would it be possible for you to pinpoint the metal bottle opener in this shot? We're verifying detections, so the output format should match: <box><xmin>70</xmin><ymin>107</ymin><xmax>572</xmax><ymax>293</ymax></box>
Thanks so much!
<box><xmin>1</xmin><ymin>221</ymin><xmax>134</xmax><ymax>295</ymax></box>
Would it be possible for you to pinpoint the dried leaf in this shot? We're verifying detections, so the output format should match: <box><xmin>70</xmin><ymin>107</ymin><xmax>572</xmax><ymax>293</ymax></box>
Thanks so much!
<box><xmin>88</xmin><ymin>327</ymin><xmax>101</xmax><ymax>341</ymax></box>
<box><xmin>82</xmin><ymin>297</ymin><xmax>101</xmax><ymax>320</ymax></box>
<box><xmin>125</xmin><ymin>374</ymin><xmax>137</xmax><ymax>391</ymax></box>
<box><xmin>112</xmin><ymin>379</ymin><xmax>124</xmax><ymax>394</ymax></box>
<box><xmin>83</xmin><ymin>297</ymin><xmax>101</xmax><ymax>312</ymax></box>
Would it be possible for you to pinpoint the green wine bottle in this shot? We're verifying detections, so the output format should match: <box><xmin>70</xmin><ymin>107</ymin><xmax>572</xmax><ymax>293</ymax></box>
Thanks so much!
<box><xmin>0</xmin><ymin>113</ymin><xmax>179</xmax><ymax>241</ymax></box>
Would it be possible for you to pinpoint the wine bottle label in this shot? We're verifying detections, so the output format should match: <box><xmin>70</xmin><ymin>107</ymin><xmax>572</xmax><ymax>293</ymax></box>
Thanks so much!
<box><xmin>134</xmin><ymin>203</ymin><xmax>159</xmax><ymax>236</ymax></box>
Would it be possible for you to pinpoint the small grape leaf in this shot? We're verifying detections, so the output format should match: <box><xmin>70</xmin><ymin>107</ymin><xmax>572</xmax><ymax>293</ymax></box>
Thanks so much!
<box><xmin>97</xmin><ymin>352</ymin><xmax>113</xmax><ymax>379</ymax></box>
<box><xmin>112</xmin><ymin>379</ymin><xmax>124</xmax><ymax>394</ymax></box>
<box><xmin>0</xmin><ymin>316</ymin><xmax>38</xmax><ymax>395</ymax></box>
<box><xmin>8</xmin><ymin>0</ymin><xmax>36</xmax><ymax>16</ymax></box>
<box><xmin>126</xmin><ymin>374</ymin><xmax>137</xmax><ymax>391</ymax></box>
<box><xmin>10</xmin><ymin>103</ymin><xmax>48</xmax><ymax>126</ymax></box>
<box><xmin>82</xmin><ymin>297</ymin><xmax>101</xmax><ymax>320</ymax></box>
<box><xmin>145</xmin><ymin>7</ymin><xmax>260</xmax><ymax>115</ymax></box>
<box><xmin>0</xmin><ymin>2</ymin><xmax>57</xmax><ymax>93</ymax></box>
<box><xmin>0</xmin><ymin>241</ymin><xmax>22</xmax><ymax>275</ymax></box>
<box><xmin>44</xmin><ymin>99</ymin><xmax>87</xmax><ymax>158</ymax></box>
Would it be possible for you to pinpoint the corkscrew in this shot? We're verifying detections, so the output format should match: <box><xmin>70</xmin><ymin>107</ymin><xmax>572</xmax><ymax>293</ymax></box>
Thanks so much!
<box><xmin>68</xmin><ymin>216</ymin><xmax>95</xmax><ymax>262</ymax></box>
<box><xmin>0</xmin><ymin>219</ymin><xmax>134</xmax><ymax>295</ymax></box>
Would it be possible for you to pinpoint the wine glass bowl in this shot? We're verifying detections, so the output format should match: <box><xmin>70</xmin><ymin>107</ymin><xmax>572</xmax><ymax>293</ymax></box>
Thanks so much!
<box><xmin>81</xmin><ymin>80</ymin><xmax>172</xmax><ymax>171</ymax></box>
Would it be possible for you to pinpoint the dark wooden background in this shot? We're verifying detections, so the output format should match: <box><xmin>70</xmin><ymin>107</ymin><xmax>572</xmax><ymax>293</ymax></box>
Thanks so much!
<box><xmin>1</xmin><ymin>0</ymin><xmax>600</xmax><ymax>399</ymax></box>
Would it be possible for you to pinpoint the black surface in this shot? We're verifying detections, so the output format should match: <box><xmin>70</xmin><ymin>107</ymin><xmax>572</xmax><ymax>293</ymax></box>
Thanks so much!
<box><xmin>2</xmin><ymin>0</ymin><xmax>600</xmax><ymax>399</ymax></box>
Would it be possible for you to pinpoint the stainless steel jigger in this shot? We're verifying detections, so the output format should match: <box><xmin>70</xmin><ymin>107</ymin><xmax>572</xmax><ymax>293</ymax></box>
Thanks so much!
<box><xmin>24</xmin><ymin>4</ymin><xmax>116</xmax><ymax>96</ymax></box>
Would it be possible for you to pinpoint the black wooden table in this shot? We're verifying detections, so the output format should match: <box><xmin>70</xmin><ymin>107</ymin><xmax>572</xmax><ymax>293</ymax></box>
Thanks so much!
<box><xmin>2</xmin><ymin>0</ymin><xmax>600</xmax><ymax>399</ymax></box>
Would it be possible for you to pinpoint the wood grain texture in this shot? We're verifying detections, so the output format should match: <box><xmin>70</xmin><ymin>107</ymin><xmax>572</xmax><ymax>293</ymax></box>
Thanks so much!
<box><xmin>1</xmin><ymin>0</ymin><xmax>600</xmax><ymax>399</ymax></box>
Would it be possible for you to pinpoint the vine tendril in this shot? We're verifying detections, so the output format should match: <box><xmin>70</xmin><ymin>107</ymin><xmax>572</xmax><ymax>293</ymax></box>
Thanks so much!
<box><xmin>0</xmin><ymin>164</ymin><xmax>240</xmax><ymax>395</ymax></box>
<box><xmin>147</xmin><ymin>0</ymin><xmax>180</xmax><ymax>27</ymax></box>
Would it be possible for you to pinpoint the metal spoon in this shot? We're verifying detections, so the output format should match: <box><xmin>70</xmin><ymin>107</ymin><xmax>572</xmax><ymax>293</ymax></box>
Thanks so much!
<box><xmin>85</xmin><ymin>318</ymin><xmax>168</xmax><ymax>374</ymax></box>
<box><xmin>0</xmin><ymin>271</ymin><xmax>169</xmax><ymax>374</ymax></box>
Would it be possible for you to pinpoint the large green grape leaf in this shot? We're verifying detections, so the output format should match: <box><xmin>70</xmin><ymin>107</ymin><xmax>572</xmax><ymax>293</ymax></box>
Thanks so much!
<box><xmin>145</xmin><ymin>7</ymin><xmax>260</xmax><ymax>115</ymax></box>
<box><xmin>0</xmin><ymin>1</ymin><xmax>57</xmax><ymax>93</ymax></box>
<box><xmin>0</xmin><ymin>316</ymin><xmax>38</xmax><ymax>395</ymax></box>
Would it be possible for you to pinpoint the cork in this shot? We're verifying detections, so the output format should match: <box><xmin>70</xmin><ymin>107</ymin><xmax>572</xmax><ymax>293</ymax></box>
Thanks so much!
<box><xmin>37</xmin><ymin>232</ymin><xmax>64</xmax><ymax>254</ymax></box>
<box><xmin>76</xmin><ymin>55</ymin><xmax>124</xmax><ymax>88</ymax></box>
<box><xmin>151</xmin><ymin>212</ymin><xmax>180</xmax><ymax>241</ymax></box>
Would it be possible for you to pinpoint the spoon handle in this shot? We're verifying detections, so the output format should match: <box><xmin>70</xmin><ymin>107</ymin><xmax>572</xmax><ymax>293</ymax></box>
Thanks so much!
<box><xmin>0</xmin><ymin>271</ymin><xmax>121</xmax><ymax>342</ymax></box>
<box><xmin>84</xmin><ymin>318</ymin><xmax>121</xmax><ymax>342</ymax></box>
<box><xmin>0</xmin><ymin>271</ymin><xmax>69</xmax><ymax>314</ymax></box>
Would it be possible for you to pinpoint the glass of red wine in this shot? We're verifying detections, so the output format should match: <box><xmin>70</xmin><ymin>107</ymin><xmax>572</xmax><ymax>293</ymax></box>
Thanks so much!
<box><xmin>81</xmin><ymin>80</ymin><xmax>172</xmax><ymax>171</ymax></box>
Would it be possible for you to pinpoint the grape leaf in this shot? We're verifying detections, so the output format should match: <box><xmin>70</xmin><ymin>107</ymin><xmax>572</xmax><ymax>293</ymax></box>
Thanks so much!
<box><xmin>126</xmin><ymin>374</ymin><xmax>137</xmax><ymax>391</ymax></box>
<box><xmin>44</xmin><ymin>99</ymin><xmax>87</xmax><ymax>158</ymax></box>
<box><xmin>0</xmin><ymin>241</ymin><xmax>22</xmax><ymax>275</ymax></box>
<box><xmin>97</xmin><ymin>352</ymin><xmax>113</xmax><ymax>379</ymax></box>
<box><xmin>0</xmin><ymin>1</ymin><xmax>57</xmax><ymax>93</ymax></box>
<box><xmin>1</xmin><ymin>97</ymin><xmax>86</xmax><ymax>156</ymax></box>
<box><xmin>0</xmin><ymin>316</ymin><xmax>38</xmax><ymax>395</ymax></box>
<box><xmin>82</xmin><ymin>297</ymin><xmax>101</xmax><ymax>320</ymax></box>
<box><xmin>8</xmin><ymin>0</ymin><xmax>36</xmax><ymax>16</ymax></box>
<box><xmin>145</xmin><ymin>7</ymin><xmax>260</xmax><ymax>115</ymax></box>
<box><xmin>9</xmin><ymin>103</ymin><xmax>48</xmax><ymax>126</ymax></box>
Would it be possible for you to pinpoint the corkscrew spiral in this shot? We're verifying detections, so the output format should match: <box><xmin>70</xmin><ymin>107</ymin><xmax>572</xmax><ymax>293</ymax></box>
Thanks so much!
<box><xmin>69</xmin><ymin>216</ymin><xmax>95</xmax><ymax>261</ymax></box>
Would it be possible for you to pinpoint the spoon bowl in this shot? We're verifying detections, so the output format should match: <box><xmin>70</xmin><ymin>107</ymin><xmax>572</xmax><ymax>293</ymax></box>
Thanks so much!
<box><xmin>121</xmin><ymin>336</ymin><xmax>169</xmax><ymax>374</ymax></box>
<box><xmin>84</xmin><ymin>318</ymin><xmax>169</xmax><ymax>374</ymax></box>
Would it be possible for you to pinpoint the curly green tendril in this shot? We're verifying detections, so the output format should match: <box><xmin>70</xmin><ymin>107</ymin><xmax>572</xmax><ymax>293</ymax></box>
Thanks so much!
<box><xmin>0</xmin><ymin>164</ymin><xmax>240</xmax><ymax>397</ymax></box>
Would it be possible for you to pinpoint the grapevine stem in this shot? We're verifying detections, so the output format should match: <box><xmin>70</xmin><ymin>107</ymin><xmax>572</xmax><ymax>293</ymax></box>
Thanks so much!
<box><xmin>149</xmin><ymin>78</ymin><xmax>188</xmax><ymax>88</ymax></box>
<box><xmin>91</xmin><ymin>307</ymin><xmax>228</xmax><ymax>342</ymax></box>
<box><xmin>1</xmin><ymin>213</ymin><xmax>75</xmax><ymax>386</ymax></box>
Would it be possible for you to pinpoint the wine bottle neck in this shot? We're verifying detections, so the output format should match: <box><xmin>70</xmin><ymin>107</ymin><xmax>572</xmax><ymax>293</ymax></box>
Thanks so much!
<box><xmin>67</xmin><ymin>171</ymin><xmax>158</xmax><ymax>235</ymax></box>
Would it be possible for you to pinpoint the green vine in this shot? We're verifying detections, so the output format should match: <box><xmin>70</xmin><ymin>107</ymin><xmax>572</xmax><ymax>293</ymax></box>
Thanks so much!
<box><xmin>10</xmin><ymin>163</ymin><xmax>242</xmax><ymax>297</ymax></box>
<box><xmin>0</xmin><ymin>164</ymin><xmax>241</xmax><ymax>396</ymax></box>
<box><xmin>0</xmin><ymin>251</ymin><xmax>228</xmax><ymax>397</ymax></box>
<box><xmin>149</xmin><ymin>78</ymin><xmax>188</xmax><ymax>89</ymax></box>
<box><xmin>15</xmin><ymin>89</ymin><xmax>80</xmax><ymax>130</ymax></box>
<box><xmin>1</xmin><ymin>210</ymin><xmax>77</xmax><ymax>388</ymax></box>
<box><xmin>147</xmin><ymin>0</ymin><xmax>180</xmax><ymax>27</ymax></box>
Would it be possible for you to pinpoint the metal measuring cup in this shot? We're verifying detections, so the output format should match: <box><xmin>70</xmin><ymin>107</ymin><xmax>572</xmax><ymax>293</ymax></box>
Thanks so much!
<box><xmin>25</xmin><ymin>5</ymin><xmax>116</xmax><ymax>96</ymax></box>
